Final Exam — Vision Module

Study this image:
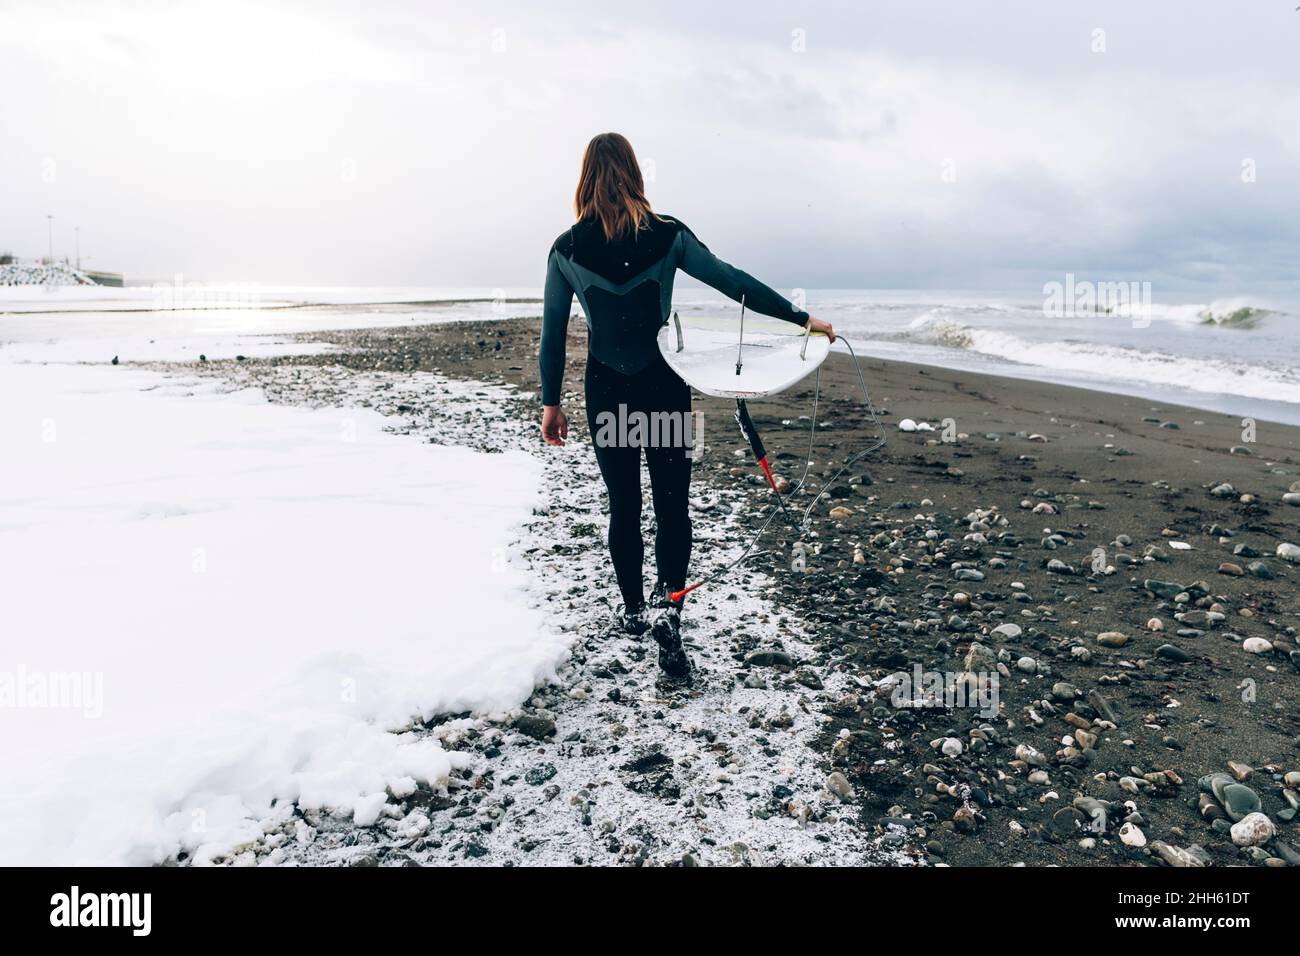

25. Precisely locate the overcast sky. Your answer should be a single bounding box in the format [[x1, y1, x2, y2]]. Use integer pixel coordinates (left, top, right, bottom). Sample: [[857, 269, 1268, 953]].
[[2, 0, 1297, 292]]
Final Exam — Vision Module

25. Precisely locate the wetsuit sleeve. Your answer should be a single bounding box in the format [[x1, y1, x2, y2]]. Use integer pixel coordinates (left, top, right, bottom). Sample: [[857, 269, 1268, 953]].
[[677, 227, 809, 326], [539, 249, 575, 406]]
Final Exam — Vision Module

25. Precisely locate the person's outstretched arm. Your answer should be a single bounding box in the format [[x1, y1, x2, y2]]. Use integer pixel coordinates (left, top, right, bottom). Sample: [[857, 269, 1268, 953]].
[[677, 225, 813, 326], [539, 249, 573, 445]]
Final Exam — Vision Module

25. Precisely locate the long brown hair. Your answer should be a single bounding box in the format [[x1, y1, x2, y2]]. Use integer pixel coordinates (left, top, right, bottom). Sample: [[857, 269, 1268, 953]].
[[574, 133, 655, 241]]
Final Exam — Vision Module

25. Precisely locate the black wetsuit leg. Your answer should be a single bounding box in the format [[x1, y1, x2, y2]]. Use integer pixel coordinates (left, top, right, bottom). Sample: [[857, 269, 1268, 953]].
[[585, 355, 693, 610], [643, 399, 693, 596]]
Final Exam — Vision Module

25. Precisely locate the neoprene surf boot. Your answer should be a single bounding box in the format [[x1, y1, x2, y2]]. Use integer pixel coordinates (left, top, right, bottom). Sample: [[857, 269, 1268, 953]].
[[649, 586, 692, 685], [617, 602, 650, 636]]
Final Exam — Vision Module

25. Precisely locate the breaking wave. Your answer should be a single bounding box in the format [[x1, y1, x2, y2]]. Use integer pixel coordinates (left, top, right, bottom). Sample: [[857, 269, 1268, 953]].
[[901, 317, 1300, 405]]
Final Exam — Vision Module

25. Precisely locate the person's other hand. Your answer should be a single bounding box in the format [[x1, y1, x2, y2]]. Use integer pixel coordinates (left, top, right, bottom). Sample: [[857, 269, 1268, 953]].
[[541, 405, 569, 446], [807, 315, 836, 343]]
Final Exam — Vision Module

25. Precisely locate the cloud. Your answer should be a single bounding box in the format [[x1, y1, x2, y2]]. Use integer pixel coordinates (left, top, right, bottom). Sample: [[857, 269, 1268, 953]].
[[1, 0, 1296, 291]]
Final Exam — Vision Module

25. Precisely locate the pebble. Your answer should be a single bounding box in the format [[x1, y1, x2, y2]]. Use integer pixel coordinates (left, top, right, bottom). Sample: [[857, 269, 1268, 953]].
[[1151, 841, 1208, 867], [1050, 806, 1085, 836], [1119, 822, 1147, 847], [1199, 793, 1225, 821], [1073, 796, 1107, 833], [1277, 542, 1300, 563], [825, 771, 855, 800], [746, 649, 795, 667], [1155, 644, 1191, 663], [1242, 637, 1272, 655], [991, 623, 1022, 639], [1097, 631, 1130, 647], [1144, 580, 1183, 599], [1229, 812, 1275, 847], [1272, 842, 1300, 866], [524, 763, 557, 786], [1087, 690, 1119, 724], [795, 667, 823, 689], [964, 642, 998, 671], [1015, 743, 1047, 767], [1247, 561, 1276, 579], [1220, 783, 1262, 821], [1204, 772, 1232, 799], [513, 714, 557, 740], [1051, 682, 1077, 701]]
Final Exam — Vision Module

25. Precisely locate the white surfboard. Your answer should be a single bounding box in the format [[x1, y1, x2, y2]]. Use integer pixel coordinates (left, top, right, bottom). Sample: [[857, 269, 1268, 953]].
[[658, 313, 830, 398]]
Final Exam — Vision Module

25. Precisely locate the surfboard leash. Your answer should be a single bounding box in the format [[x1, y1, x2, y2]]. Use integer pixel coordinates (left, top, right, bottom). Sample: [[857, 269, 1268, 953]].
[[735, 295, 747, 375], [669, 336, 887, 603], [796, 335, 888, 528]]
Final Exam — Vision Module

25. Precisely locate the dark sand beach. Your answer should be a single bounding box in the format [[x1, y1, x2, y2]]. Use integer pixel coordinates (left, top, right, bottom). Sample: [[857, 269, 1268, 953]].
[[184, 315, 1300, 867]]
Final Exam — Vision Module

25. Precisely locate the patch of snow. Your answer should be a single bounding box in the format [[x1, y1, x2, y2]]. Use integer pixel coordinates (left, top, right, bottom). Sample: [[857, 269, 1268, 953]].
[[0, 360, 561, 865]]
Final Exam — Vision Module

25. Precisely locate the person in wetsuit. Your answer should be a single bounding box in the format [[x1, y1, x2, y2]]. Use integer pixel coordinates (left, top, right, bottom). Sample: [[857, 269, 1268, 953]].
[[539, 132, 835, 684]]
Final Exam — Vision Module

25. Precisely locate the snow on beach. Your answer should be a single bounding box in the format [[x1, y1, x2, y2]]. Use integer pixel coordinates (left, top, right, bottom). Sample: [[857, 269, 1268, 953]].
[[1, 308, 905, 867], [0, 348, 564, 865]]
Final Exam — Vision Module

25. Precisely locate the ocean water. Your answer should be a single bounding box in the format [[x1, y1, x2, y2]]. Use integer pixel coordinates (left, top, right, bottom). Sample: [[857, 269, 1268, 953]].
[[4, 284, 1298, 425], [676, 288, 1300, 427]]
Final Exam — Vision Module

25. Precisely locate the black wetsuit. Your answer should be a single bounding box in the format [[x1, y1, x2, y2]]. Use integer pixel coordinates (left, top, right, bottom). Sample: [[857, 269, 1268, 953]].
[[540, 214, 808, 610]]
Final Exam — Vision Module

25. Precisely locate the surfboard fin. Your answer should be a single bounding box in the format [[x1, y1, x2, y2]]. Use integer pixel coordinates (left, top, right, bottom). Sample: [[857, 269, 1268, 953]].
[[735, 399, 796, 522]]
